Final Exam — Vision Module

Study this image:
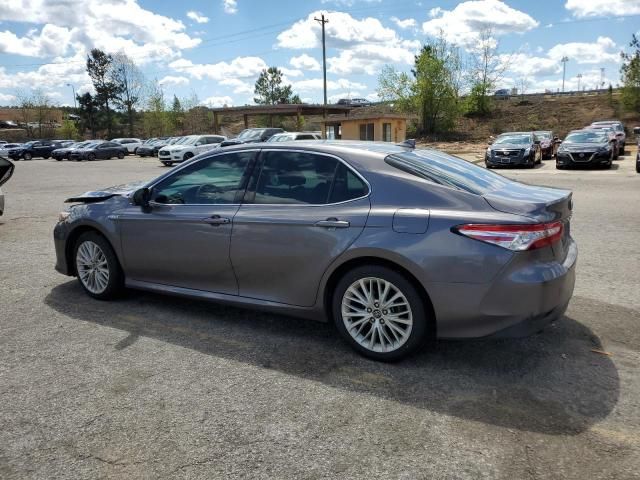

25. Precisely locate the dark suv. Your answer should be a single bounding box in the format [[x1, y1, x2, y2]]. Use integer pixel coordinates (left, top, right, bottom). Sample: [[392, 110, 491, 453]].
[[8, 140, 65, 160], [220, 128, 284, 147]]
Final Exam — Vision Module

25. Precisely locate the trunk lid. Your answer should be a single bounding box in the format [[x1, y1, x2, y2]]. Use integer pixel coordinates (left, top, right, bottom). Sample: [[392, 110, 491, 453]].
[[483, 182, 573, 260]]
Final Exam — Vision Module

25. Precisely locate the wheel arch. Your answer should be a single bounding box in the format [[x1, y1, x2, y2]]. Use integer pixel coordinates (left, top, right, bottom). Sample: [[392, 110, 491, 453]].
[[322, 255, 437, 338], [65, 224, 122, 276]]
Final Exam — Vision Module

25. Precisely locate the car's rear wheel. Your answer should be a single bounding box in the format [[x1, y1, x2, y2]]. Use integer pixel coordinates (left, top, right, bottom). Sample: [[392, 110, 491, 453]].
[[117, 151, 124, 159], [333, 266, 428, 361], [23, 152, 32, 161], [87, 153, 96, 161], [74, 232, 123, 300]]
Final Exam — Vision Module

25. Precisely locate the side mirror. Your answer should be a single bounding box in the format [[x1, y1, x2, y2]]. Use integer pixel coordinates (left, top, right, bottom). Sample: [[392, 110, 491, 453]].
[[132, 187, 151, 209], [534, 140, 541, 145]]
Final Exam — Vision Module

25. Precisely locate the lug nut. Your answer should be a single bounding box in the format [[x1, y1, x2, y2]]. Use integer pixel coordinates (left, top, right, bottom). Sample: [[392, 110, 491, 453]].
[[366, 308, 372, 313], [382, 309, 388, 315], [374, 302, 379, 307], [369, 318, 375, 323], [380, 319, 385, 324]]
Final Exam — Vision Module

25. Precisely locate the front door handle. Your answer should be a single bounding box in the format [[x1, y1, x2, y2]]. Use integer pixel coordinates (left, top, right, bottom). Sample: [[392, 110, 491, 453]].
[[204, 215, 230, 226], [315, 218, 350, 228]]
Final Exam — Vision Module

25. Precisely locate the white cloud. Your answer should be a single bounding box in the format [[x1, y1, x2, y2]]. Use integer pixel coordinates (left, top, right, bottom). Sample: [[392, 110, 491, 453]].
[[565, 0, 640, 17], [321, 0, 381, 5], [0, 92, 16, 104], [547, 36, 619, 64], [202, 95, 233, 107], [422, 0, 539, 46], [158, 75, 190, 86], [290, 53, 321, 71], [390, 17, 417, 29], [277, 11, 398, 50], [186, 11, 209, 24], [280, 67, 303, 78], [278, 11, 419, 75], [169, 56, 268, 81], [0, 24, 74, 58], [219, 78, 254, 94], [223, 0, 238, 14]]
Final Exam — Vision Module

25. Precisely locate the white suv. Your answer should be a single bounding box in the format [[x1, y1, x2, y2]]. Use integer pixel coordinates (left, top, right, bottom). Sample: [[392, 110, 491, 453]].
[[157, 135, 226, 166], [111, 138, 143, 154]]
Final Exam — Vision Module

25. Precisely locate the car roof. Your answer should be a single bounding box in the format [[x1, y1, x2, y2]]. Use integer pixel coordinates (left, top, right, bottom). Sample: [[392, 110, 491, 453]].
[[498, 132, 533, 135]]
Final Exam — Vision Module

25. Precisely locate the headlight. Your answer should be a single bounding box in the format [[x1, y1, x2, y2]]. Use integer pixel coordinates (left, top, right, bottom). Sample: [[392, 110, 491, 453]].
[[58, 211, 71, 223], [524, 148, 531, 155], [598, 145, 611, 153]]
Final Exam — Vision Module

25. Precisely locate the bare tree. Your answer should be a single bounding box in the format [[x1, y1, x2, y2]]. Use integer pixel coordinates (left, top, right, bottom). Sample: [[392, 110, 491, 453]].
[[466, 28, 510, 114], [110, 52, 145, 136], [518, 76, 530, 98]]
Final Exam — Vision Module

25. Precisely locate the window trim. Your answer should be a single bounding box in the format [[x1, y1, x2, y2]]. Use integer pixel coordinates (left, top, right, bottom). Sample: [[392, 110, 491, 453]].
[[145, 149, 261, 207], [241, 148, 371, 207]]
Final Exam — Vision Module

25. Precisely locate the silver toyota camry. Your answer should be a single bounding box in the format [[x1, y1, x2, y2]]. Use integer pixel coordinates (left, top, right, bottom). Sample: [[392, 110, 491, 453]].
[[54, 141, 577, 360]]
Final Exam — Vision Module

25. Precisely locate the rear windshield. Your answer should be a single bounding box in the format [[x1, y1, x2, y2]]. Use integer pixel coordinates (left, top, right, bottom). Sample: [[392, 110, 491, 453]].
[[386, 149, 510, 195]]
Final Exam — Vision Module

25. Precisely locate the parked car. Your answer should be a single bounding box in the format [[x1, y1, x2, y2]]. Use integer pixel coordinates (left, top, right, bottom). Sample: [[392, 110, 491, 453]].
[[585, 125, 621, 159], [485, 132, 542, 168], [158, 135, 226, 166], [494, 89, 510, 98], [52, 141, 103, 161], [590, 121, 625, 155], [0, 157, 14, 216], [0, 143, 23, 157], [0, 120, 19, 129], [7, 140, 66, 160], [266, 132, 322, 142], [337, 98, 371, 107], [111, 138, 143, 155], [137, 137, 181, 157], [556, 130, 614, 169], [54, 141, 576, 361], [220, 128, 283, 147], [68, 141, 127, 161], [533, 131, 561, 159]]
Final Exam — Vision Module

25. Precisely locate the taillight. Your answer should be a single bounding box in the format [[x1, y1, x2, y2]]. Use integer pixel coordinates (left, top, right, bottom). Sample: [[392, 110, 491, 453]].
[[454, 222, 563, 251]]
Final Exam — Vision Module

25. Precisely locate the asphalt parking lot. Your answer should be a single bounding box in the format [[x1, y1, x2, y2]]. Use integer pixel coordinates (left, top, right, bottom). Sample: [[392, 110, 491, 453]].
[[1, 150, 639, 479]]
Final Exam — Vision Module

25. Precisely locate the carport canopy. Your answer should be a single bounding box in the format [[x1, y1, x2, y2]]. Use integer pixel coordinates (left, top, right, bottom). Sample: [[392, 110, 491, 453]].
[[207, 103, 352, 134]]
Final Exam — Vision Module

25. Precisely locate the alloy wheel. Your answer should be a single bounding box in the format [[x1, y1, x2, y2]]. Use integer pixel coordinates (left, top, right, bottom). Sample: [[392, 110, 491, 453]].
[[76, 241, 110, 294], [341, 277, 413, 353]]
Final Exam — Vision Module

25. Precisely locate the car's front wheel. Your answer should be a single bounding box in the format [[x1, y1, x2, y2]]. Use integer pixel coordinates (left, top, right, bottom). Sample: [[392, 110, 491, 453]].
[[333, 265, 428, 361], [87, 153, 96, 161], [117, 151, 124, 159], [183, 152, 194, 162], [74, 231, 123, 300], [23, 152, 32, 161]]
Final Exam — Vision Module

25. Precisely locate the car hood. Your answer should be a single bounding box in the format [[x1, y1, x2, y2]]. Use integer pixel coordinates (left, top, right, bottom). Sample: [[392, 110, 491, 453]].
[[560, 142, 607, 152], [489, 143, 528, 150], [65, 180, 147, 203]]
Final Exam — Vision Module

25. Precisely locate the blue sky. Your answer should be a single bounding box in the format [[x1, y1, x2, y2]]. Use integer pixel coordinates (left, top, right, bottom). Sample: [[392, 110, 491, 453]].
[[0, 0, 639, 107]]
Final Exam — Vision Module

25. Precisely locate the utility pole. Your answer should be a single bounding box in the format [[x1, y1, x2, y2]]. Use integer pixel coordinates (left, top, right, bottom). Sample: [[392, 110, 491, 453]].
[[577, 73, 582, 92], [561, 56, 569, 92], [600, 67, 605, 90], [66, 83, 77, 110], [314, 13, 328, 138]]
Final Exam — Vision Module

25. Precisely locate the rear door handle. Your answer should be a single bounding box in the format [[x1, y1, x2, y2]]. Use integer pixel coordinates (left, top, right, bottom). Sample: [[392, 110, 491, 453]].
[[204, 215, 230, 226], [315, 218, 350, 228]]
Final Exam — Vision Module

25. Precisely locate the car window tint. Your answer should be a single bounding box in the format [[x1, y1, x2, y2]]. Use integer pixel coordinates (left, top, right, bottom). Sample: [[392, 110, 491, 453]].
[[386, 150, 511, 195], [152, 151, 253, 205], [297, 134, 315, 140], [254, 151, 338, 205], [328, 163, 368, 203]]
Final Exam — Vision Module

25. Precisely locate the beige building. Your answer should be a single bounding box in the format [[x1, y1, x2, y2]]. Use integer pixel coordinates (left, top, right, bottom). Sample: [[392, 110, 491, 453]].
[[323, 114, 410, 142]]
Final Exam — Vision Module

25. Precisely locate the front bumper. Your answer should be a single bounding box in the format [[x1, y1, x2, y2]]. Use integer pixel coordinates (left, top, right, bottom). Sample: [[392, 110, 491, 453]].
[[486, 151, 530, 166], [53, 221, 72, 275], [430, 239, 577, 338], [556, 150, 610, 166]]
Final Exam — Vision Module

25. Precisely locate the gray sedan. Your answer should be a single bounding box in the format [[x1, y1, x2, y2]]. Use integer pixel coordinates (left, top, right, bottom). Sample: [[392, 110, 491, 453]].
[[53, 141, 577, 360]]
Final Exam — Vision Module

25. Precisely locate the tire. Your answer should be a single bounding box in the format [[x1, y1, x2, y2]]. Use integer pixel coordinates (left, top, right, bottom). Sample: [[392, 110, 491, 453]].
[[117, 151, 124, 159], [73, 231, 124, 300], [636, 161, 640, 173], [332, 265, 428, 361], [139, 153, 147, 158], [183, 152, 194, 162], [43, 155, 50, 159], [162, 161, 171, 167], [87, 153, 96, 161], [556, 163, 564, 170], [55, 157, 62, 162], [23, 152, 32, 161], [133, 148, 138, 155]]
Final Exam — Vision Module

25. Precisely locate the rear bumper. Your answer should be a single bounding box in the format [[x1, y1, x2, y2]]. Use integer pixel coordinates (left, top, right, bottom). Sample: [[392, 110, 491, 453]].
[[431, 239, 577, 338]]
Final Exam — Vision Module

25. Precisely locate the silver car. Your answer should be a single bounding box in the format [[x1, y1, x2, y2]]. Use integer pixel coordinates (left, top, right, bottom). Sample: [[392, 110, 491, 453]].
[[0, 157, 15, 216], [53, 142, 577, 360]]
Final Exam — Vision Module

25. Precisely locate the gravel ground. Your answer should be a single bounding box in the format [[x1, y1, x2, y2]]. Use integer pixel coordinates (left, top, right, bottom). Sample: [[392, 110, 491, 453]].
[[0, 151, 639, 479]]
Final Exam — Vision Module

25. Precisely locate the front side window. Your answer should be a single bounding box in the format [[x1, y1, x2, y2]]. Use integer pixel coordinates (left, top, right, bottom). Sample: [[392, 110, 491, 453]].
[[152, 151, 254, 205], [253, 151, 339, 205]]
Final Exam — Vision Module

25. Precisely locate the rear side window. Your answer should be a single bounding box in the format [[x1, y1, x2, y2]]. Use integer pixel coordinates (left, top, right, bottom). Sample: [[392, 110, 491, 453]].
[[329, 163, 368, 203], [386, 150, 510, 195], [253, 151, 338, 205]]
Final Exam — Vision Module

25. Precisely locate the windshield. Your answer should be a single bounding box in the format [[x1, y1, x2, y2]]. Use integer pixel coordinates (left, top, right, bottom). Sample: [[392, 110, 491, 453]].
[[494, 134, 532, 145], [237, 129, 264, 140], [565, 132, 608, 143], [386, 149, 511, 195]]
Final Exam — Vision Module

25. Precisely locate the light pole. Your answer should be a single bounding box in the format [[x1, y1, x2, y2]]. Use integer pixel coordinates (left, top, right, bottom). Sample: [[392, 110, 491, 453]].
[[577, 73, 582, 92], [66, 83, 77, 110], [561, 56, 569, 92]]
